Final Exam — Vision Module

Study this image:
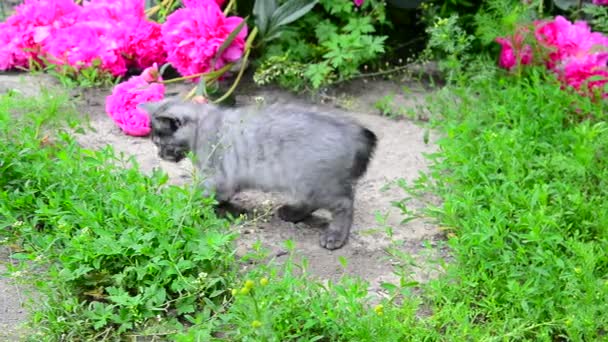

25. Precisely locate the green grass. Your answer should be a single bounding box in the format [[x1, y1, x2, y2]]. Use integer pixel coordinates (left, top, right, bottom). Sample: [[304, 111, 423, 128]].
[[1, 63, 607, 341], [0, 91, 236, 339], [404, 69, 608, 340]]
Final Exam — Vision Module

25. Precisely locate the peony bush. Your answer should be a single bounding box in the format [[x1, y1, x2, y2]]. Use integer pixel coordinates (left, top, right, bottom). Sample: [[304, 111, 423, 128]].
[[162, 0, 247, 79], [0, 0, 246, 78], [0, 0, 249, 136], [496, 15, 608, 99]]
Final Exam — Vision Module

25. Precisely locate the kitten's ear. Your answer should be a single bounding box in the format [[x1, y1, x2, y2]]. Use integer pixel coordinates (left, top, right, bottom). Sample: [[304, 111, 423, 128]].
[[137, 100, 164, 115], [138, 99, 183, 133], [153, 112, 183, 133]]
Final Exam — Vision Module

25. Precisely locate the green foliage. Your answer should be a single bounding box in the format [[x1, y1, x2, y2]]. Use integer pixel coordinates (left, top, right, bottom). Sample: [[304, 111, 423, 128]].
[[175, 249, 423, 341], [401, 68, 608, 340], [253, 0, 388, 91], [583, 4, 608, 34], [473, 0, 535, 47], [28, 56, 119, 89], [420, 0, 542, 84], [253, 0, 319, 44], [252, 53, 309, 91], [420, 14, 476, 83], [418, 0, 485, 36], [0, 92, 236, 339]]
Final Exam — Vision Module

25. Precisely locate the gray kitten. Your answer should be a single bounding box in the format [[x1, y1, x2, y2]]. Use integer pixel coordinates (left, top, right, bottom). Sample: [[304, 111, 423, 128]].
[[138, 98, 377, 250]]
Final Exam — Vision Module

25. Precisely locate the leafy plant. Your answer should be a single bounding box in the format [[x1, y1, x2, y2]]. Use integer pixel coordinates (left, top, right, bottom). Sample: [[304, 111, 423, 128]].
[[253, 0, 319, 44], [0, 91, 237, 339], [174, 246, 423, 341], [253, 0, 389, 91], [582, 3, 608, 33], [420, 14, 476, 82], [398, 67, 608, 340]]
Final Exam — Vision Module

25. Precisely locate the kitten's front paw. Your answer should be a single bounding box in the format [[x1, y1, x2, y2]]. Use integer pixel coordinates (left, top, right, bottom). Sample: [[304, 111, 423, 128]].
[[319, 230, 348, 250]]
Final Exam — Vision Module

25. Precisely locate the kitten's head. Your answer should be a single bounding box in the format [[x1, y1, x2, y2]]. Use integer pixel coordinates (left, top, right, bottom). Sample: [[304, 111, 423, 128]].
[[138, 98, 199, 163]]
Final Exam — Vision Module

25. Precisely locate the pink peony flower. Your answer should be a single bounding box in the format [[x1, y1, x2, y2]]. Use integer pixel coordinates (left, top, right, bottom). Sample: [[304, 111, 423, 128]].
[[353, 0, 364, 6], [592, 0, 608, 5], [43, 22, 128, 76], [532, 15, 608, 99], [183, 0, 226, 7], [0, 0, 79, 70], [495, 33, 533, 70], [76, 0, 153, 72], [79, 0, 145, 22], [162, 1, 248, 79], [0, 23, 29, 71], [106, 64, 165, 136], [125, 20, 167, 70], [559, 53, 608, 98], [534, 16, 608, 69]]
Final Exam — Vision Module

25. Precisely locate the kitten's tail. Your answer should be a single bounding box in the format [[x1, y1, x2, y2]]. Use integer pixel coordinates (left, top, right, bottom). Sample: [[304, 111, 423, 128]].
[[352, 127, 378, 179]]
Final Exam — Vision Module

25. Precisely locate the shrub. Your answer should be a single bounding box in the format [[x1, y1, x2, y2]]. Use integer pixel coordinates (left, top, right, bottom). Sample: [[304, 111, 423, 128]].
[[253, 0, 389, 91]]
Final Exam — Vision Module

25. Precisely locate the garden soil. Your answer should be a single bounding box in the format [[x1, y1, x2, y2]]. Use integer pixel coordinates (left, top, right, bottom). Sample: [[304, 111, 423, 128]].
[[0, 72, 448, 340]]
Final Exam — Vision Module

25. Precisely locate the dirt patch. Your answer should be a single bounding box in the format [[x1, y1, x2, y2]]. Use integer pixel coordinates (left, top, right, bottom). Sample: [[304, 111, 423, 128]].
[[0, 247, 31, 342], [0, 72, 447, 335]]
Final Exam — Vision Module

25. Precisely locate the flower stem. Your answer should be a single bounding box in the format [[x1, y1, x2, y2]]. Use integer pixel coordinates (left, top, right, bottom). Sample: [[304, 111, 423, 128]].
[[212, 26, 259, 104], [146, 0, 173, 17], [250, 291, 262, 319], [223, 0, 236, 15], [160, 64, 232, 85]]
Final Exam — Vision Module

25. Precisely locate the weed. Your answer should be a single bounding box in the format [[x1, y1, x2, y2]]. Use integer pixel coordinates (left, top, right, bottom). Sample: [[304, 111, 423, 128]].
[[253, 0, 388, 91], [397, 67, 608, 340], [175, 246, 423, 341], [0, 92, 236, 339], [373, 93, 397, 117]]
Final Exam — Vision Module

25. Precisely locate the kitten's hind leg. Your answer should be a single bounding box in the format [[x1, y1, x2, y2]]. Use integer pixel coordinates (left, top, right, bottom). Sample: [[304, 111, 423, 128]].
[[277, 203, 317, 223], [319, 196, 354, 250]]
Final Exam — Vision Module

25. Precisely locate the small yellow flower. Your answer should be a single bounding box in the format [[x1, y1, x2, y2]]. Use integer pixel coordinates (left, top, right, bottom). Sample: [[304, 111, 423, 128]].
[[231, 289, 237, 296], [374, 304, 384, 316], [251, 320, 262, 328], [260, 277, 269, 286], [245, 280, 255, 289], [240, 287, 250, 295]]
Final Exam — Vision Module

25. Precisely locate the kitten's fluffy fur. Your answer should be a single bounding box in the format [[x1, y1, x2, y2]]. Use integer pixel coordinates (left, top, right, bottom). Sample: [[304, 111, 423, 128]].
[[139, 98, 377, 250]]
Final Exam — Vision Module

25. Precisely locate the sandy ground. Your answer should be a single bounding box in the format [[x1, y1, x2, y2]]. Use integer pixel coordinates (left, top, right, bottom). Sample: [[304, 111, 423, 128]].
[[0, 72, 447, 340]]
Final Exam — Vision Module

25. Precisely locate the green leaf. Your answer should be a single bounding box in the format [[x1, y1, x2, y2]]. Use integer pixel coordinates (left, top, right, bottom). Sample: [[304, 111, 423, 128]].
[[304, 62, 332, 89], [338, 256, 348, 268], [176, 299, 196, 315], [253, 0, 277, 36], [269, 0, 318, 31], [196, 77, 207, 97], [159, 62, 172, 77], [553, 0, 579, 10], [380, 282, 398, 292], [315, 19, 337, 42], [212, 18, 248, 70], [144, 0, 155, 10], [9, 252, 31, 260], [208, 289, 224, 298]]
